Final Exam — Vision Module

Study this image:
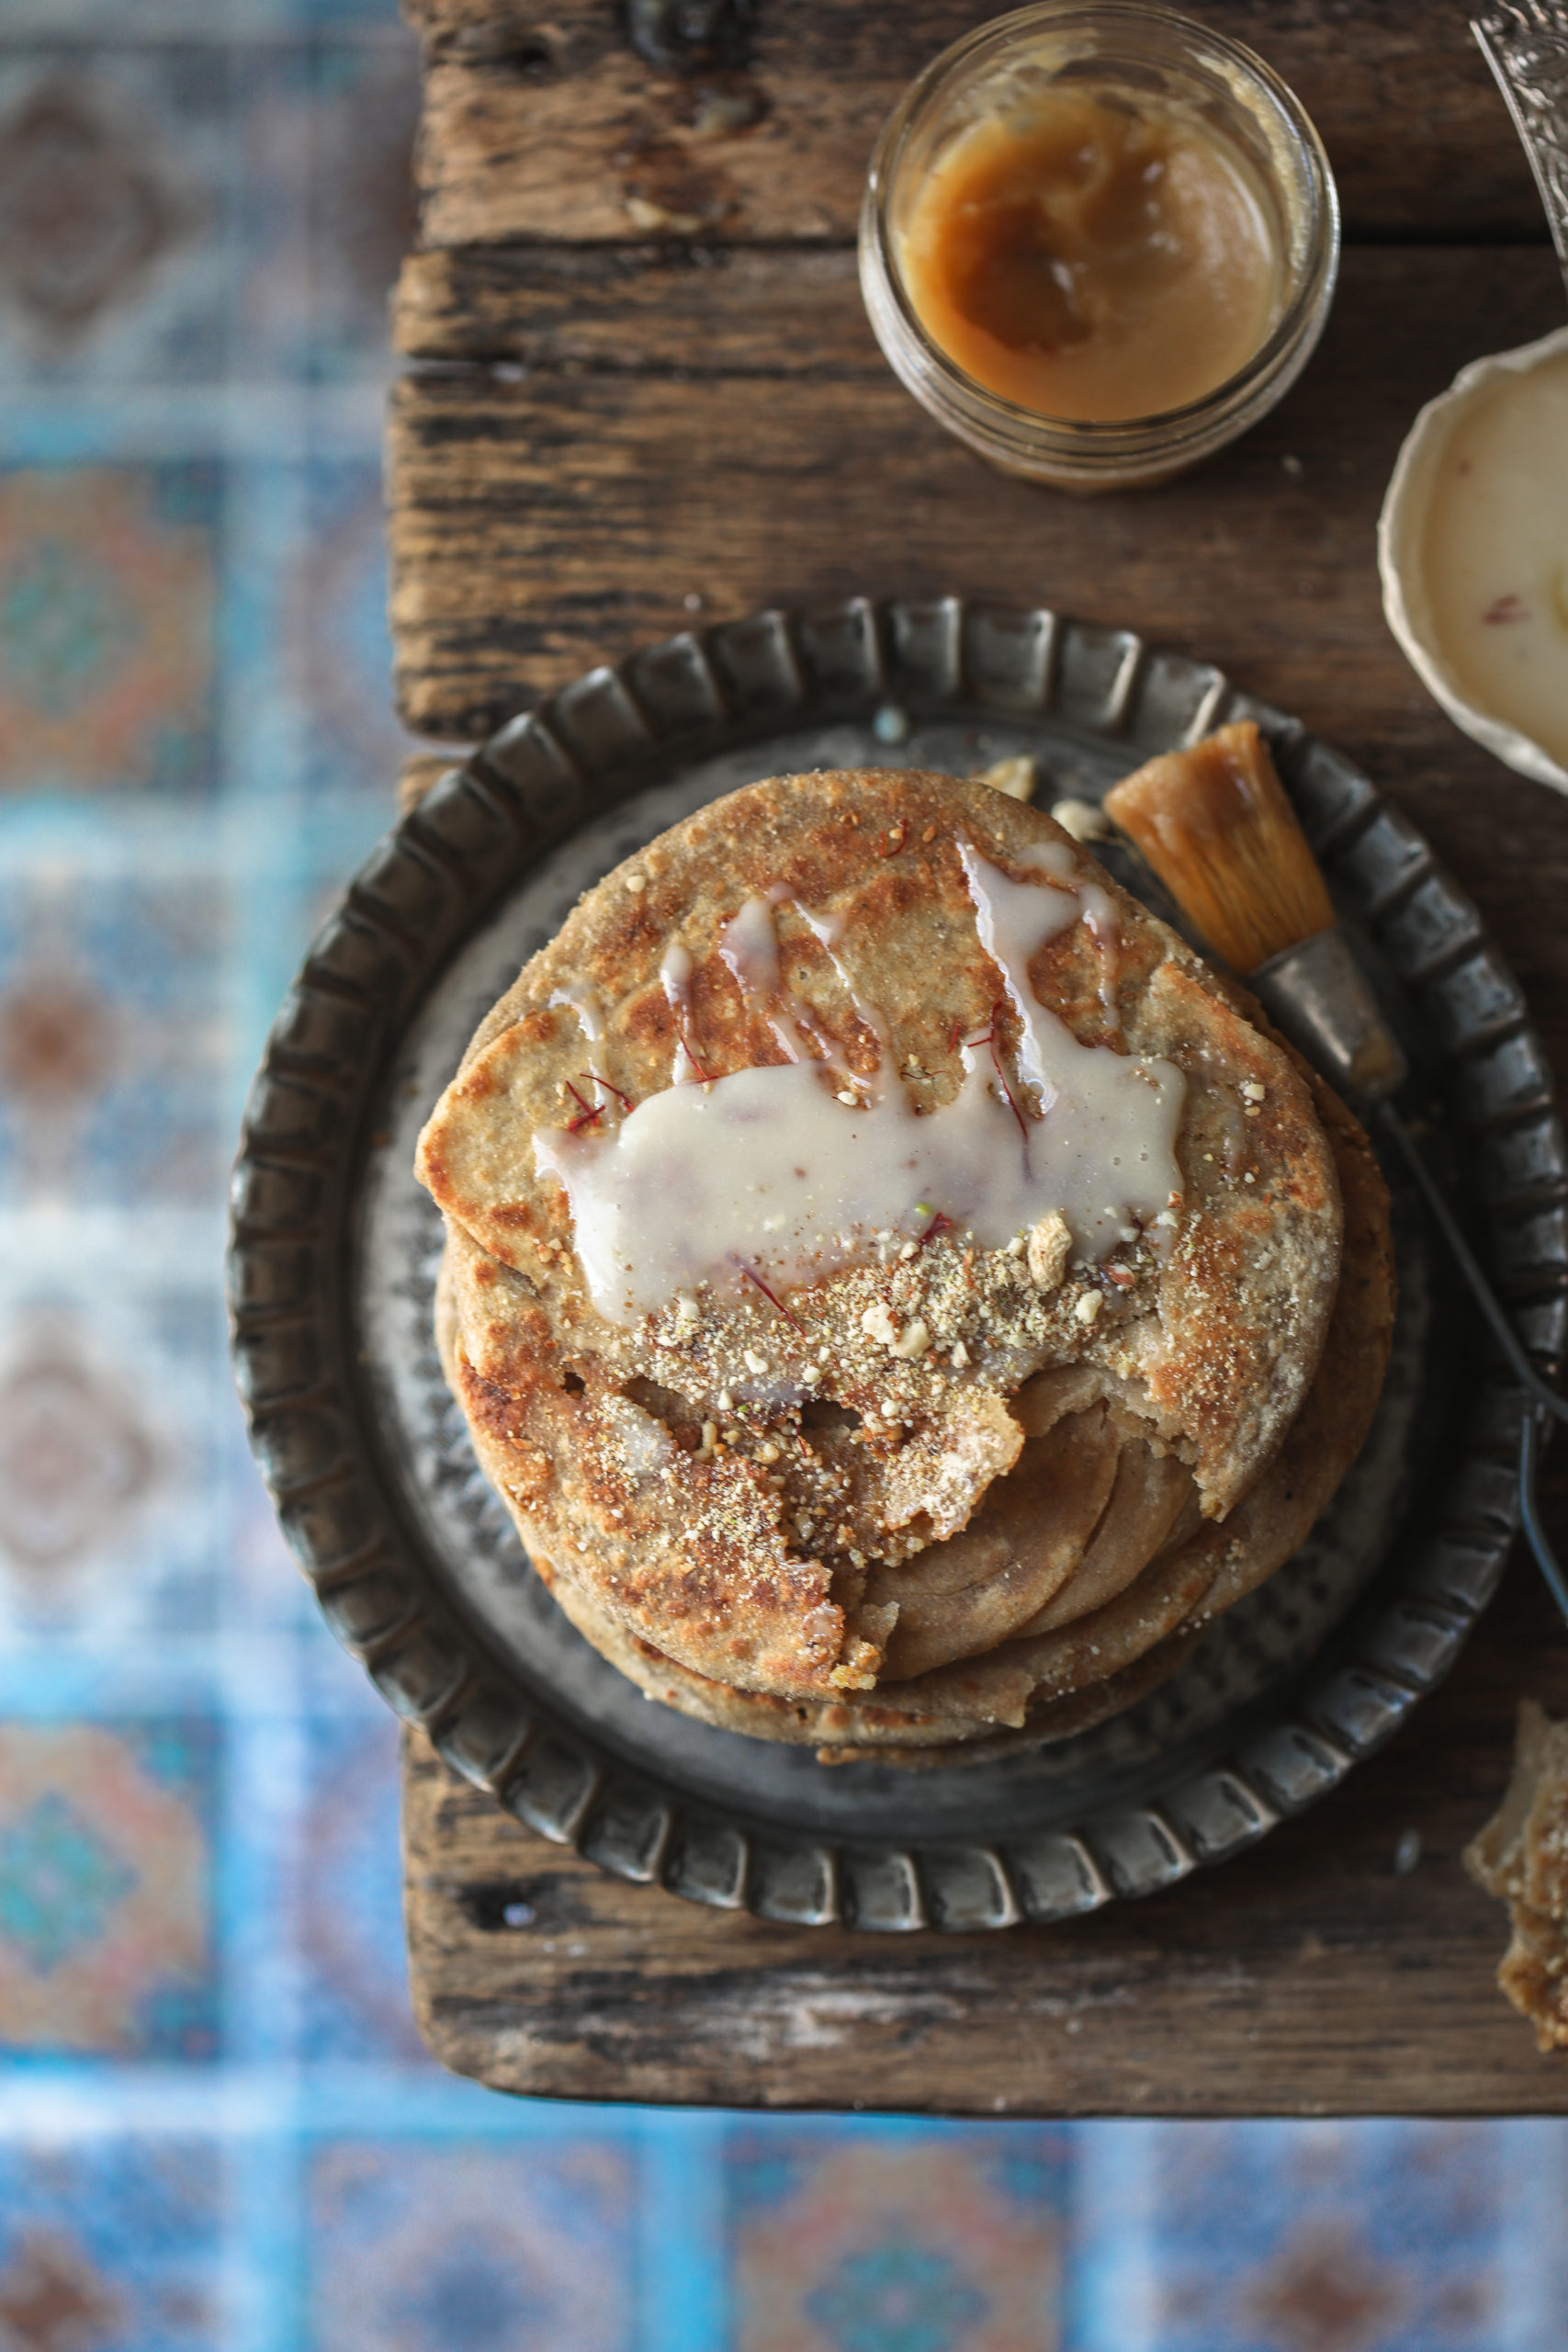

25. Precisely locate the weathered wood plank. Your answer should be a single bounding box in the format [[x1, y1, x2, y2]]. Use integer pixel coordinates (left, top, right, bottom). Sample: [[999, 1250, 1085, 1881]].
[[394, 242, 869, 368], [403, 0, 1542, 248], [392, 1, 1568, 2113], [402, 1545, 1568, 2111], [387, 246, 1562, 748]]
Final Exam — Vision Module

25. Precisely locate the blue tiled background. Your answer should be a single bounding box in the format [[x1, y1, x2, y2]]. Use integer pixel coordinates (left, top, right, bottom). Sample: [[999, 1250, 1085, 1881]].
[[1, 3, 1566, 2345]]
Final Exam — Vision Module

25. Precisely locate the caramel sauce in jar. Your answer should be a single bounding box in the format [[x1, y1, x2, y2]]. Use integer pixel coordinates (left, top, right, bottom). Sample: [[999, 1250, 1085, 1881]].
[[898, 89, 1284, 422]]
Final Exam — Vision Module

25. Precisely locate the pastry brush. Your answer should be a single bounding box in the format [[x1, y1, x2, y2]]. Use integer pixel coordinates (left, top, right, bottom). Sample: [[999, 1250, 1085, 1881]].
[[1104, 723, 1568, 1630]]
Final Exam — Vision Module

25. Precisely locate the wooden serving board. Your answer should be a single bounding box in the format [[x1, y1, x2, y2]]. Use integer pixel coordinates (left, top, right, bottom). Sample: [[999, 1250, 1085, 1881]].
[[389, 0, 1568, 2109], [402, 1543, 1568, 2114], [401, 0, 1540, 250]]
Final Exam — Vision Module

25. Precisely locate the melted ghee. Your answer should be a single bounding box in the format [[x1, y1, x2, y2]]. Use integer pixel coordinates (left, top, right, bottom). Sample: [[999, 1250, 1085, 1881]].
[[897, 87, 1283, 422]]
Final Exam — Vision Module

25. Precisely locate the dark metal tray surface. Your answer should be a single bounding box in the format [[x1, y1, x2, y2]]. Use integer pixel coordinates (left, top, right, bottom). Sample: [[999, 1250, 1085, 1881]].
[[229, 598, 1567, 1930]]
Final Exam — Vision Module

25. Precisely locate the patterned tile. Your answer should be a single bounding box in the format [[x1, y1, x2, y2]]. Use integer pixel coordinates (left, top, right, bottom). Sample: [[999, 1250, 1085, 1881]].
[[304, 34, 419, 381], [0, 465, 220, 797], [288, 453, 410, 796], [1143, 2120, 1506, 2352], [0, 1309, 163, 1627], [2, 1, 247, 29], [231, 43, 313, 385], [222, 1394, 321, 1641], [292, 1712, 431, 2064], [6, 11, 1562, 2346], [0, 47, 235, 385], [0, 865, 227, 1207], [294, 0, 414, 25], [235, 33, 416, 384], [0, 2137, 225, 2350], [0, 1720, 220, 2060], [727, 2126, 1067, 2352], [305, 2138, 638, 2351], [0, 1258, 224, 1646], [0, 2, 406, 25]]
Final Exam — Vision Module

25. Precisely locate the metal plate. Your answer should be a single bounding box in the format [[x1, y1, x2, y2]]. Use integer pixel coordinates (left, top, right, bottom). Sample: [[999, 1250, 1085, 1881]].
[[229, 597, 1568, 1931]]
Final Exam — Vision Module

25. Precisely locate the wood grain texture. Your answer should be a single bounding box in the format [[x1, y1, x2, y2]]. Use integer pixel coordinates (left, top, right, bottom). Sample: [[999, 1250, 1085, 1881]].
[[392, 0, 1568, 2109], [402, 1549, 1568, 2111], [402, 0, 1543, 248], [388, 245, 1562, 747], [394, 241, 868, 367]]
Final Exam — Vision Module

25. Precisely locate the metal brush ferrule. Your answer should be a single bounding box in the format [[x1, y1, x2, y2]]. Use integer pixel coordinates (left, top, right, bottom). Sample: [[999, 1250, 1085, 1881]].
[[1250, 926, 1408, 1103]]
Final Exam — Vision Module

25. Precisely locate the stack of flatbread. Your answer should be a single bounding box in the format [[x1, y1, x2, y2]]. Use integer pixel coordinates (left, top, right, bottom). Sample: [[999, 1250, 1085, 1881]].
[[416, 768, 1394, 1765]]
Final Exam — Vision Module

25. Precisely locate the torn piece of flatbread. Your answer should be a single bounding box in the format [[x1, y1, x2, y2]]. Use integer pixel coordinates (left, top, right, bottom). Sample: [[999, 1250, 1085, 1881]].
[[1464, 1700, 1568, 2053]]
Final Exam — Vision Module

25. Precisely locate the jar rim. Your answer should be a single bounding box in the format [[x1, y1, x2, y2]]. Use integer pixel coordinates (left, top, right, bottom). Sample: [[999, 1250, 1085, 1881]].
[[864, 0, 1340, 447]]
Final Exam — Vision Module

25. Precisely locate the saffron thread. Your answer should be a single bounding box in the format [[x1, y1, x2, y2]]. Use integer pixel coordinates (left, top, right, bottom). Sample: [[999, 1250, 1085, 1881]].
[[960, 1004, 1030, 1140], [989, 1035, 1029, 1140], [677, 1018, 713, 1082], [735, 1261, 807, 1333]]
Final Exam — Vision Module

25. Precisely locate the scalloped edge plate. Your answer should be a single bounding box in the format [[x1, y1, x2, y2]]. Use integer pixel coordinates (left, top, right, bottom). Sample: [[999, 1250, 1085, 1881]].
[[228, 598, 1566, 1931]]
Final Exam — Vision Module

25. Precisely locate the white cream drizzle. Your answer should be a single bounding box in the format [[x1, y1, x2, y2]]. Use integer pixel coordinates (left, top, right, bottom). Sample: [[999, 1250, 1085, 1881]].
[[658, 937, 692, 1009], [659, 938, 706, 1085], [548, 984, 604, 1043], [720, 893, 804, 1067], [718, 891, 784, 999], [1014, 841, 1116, 1024], [722, 893, 855, 1076], [795, 901, 896, 1077], [536, 845, 1187, 1323]]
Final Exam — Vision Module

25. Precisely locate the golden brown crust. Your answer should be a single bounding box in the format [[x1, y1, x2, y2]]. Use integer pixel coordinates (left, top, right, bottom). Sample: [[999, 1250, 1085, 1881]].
[[420, 767, 1373, 1756], [814, 1630, 1207, 1768], [1497, 1906, 1568, 2052], [420, 769, 1341, 1524], [420, 769, 1348, 1717], [1465, 1700, 1568, 1917], [1138, 1055, 1396, 1635], [1466, 1701, 1568, 2051], [445, 1044, 1391, 1763]]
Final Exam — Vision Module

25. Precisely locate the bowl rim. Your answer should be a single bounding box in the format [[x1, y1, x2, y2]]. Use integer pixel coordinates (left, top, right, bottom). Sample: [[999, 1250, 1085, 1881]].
[[1377, 321, 1568, 797]]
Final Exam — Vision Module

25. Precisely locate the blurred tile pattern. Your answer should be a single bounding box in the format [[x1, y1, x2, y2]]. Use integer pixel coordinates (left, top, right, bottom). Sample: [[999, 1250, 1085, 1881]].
[[235, 33, 419, 383], [307, 2139, 638, 2351], [0, 862, 227, 1202], [290, 455, 411, 797], [1145, 2120, 1504, 2352], [0, 2138, 225, 2348], [0, 46, 232, 384], [0, 2, 1566, 2348], [0, 1282, 224, 1647], [728, 2131, 1066, 2352], [0, 1720, 218, 2057], [292, 1712, 428, 2063], [0, 465, 220, 796]]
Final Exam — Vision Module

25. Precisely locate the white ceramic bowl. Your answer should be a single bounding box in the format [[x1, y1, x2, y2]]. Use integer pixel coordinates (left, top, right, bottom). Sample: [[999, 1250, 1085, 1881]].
[[1378, 322, 1568, 797]]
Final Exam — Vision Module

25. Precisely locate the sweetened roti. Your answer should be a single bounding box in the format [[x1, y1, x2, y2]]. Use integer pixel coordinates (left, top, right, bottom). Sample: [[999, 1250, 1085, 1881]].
[[462, 1051, 1392, 1762], [813, 1061, 1396, 1758], [419, 769, 1348, 1735]]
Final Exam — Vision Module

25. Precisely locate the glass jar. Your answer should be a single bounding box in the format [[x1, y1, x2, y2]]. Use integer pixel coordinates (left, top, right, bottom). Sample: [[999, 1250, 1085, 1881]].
[[859, 1, 1339, 492]]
